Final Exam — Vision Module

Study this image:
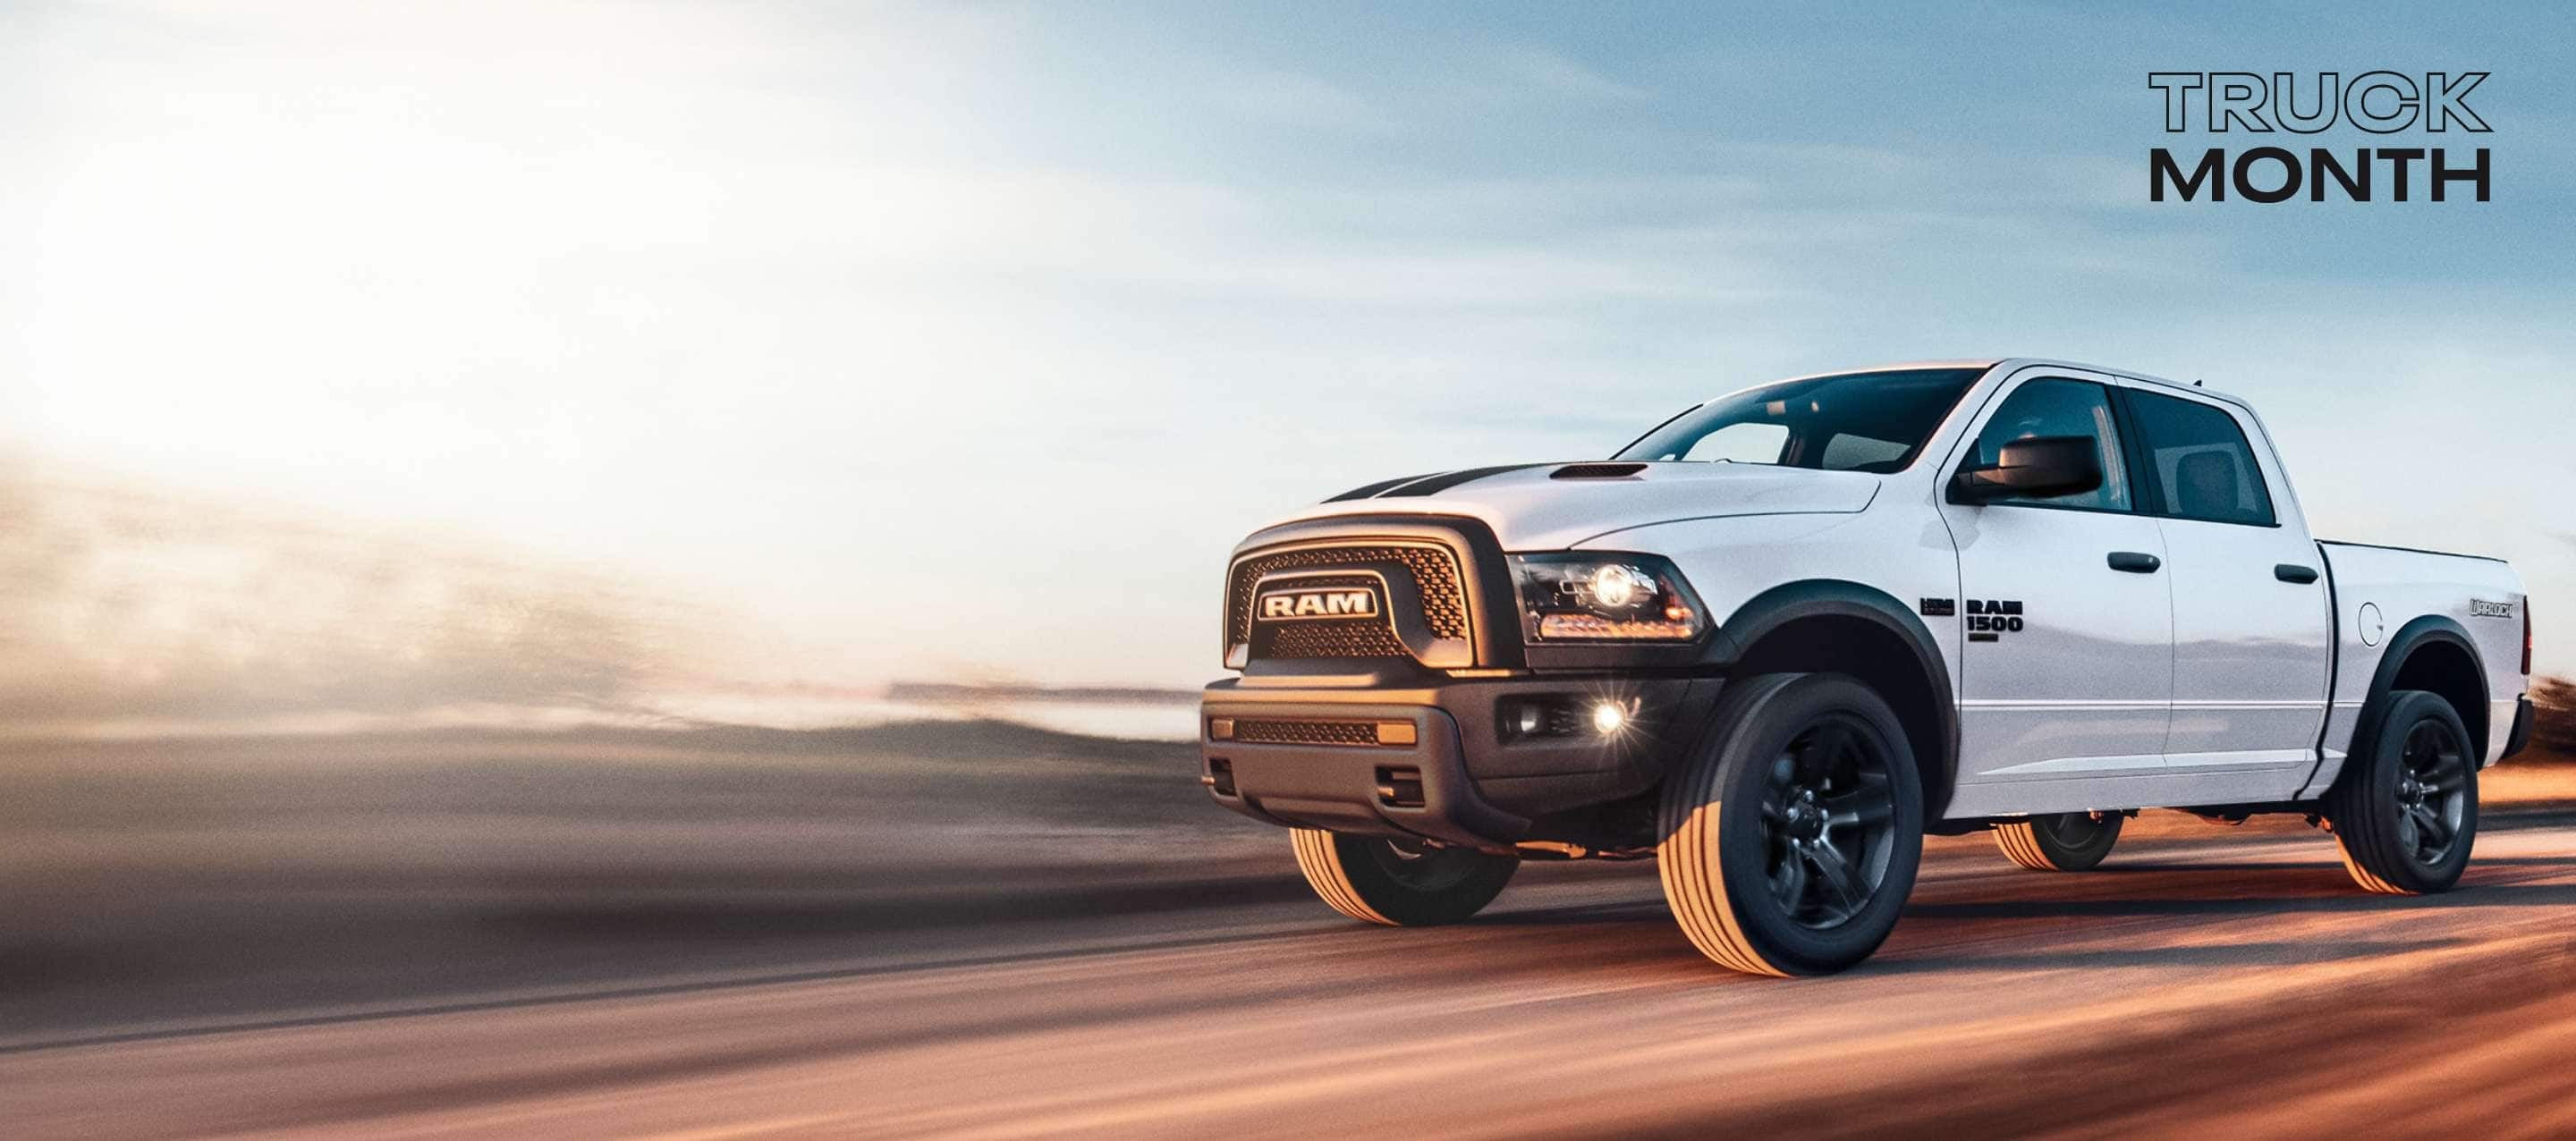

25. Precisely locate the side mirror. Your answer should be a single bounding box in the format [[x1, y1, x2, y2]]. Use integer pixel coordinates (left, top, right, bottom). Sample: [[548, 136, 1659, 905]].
[[1949, 435, 2104, 503]]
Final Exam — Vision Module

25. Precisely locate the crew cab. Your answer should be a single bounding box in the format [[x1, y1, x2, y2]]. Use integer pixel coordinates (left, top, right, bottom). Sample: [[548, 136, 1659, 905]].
[[1200, 359, 2535, 975]]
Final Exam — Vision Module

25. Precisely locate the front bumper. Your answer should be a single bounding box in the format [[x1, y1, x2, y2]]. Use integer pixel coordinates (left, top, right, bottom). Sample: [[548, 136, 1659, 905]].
[[1199, 676, 1721, 849]]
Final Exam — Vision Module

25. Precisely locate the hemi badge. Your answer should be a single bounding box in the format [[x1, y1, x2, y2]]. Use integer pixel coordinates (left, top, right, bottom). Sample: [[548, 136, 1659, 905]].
[[1920, 597, 1956, 617]]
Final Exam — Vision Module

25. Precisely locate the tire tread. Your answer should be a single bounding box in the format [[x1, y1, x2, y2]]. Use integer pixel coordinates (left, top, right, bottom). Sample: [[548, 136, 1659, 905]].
[[1657, 674, 1792, 976], [1992, 822, 2053, 870], [1291, 827, 1393, 924], [1992, 813, 2121, 872], [1289, 827, 1516, 926], [1656, 672, 1922, 976]]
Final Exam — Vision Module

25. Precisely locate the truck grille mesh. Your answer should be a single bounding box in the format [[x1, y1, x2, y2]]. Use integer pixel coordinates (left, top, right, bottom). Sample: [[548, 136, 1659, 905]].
[[1225, 543, 1470, 652], [1232, 719, 1384, 748], [1267, 620, 1411, 659]]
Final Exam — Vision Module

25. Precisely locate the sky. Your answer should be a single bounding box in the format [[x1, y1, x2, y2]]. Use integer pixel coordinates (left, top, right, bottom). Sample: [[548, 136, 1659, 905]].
[[3, 1, 2572, 727]]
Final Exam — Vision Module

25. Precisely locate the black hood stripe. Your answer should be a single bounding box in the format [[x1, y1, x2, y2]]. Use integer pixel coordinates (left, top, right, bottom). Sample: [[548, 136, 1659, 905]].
[[1321, 473, 1438, 503], [1377, 463, 1547, 497]]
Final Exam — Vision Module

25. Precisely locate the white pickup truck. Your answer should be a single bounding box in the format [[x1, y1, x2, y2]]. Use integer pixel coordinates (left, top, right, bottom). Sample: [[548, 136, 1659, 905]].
[[1200, 359, 2535, 976]]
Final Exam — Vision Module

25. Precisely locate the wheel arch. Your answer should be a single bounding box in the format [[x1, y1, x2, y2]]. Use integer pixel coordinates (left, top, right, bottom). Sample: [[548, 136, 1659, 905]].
[[1711, 579, 1960, 816], [2349, 615, 2491, 770]]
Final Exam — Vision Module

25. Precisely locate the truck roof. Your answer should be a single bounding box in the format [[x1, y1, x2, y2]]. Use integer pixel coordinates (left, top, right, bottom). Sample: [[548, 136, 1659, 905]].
[[1752, 358, 2252, 410]]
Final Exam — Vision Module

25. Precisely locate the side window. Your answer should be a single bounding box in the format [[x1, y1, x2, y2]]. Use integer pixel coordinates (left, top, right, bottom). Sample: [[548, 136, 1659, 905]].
[[1965, 378, 2131, 511], [2127, 391, 2277, 526]]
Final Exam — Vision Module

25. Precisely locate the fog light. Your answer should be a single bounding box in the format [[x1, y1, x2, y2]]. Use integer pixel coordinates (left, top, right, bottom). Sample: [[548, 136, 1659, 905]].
[[1591, 701, 1627, 735]]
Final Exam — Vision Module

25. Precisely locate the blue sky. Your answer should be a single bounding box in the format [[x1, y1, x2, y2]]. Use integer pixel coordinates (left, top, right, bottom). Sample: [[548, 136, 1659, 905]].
[[3, 1, 2570, 712]]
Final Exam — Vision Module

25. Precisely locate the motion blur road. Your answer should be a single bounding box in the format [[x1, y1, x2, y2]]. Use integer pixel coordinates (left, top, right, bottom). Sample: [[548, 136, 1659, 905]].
[[12, 795, 2576, 1139]]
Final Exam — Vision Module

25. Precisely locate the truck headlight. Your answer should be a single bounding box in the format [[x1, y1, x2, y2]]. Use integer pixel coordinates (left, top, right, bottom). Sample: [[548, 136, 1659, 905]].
[[1510, 554, 1707, 642]]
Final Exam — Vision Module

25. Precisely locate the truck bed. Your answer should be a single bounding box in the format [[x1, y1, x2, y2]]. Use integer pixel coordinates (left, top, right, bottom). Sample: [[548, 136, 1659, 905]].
[[2307, 539, 2528, 798]]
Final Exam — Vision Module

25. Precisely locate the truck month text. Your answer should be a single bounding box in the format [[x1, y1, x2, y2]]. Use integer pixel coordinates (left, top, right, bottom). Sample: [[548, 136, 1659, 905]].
[[2148, 72, 2491, 203]]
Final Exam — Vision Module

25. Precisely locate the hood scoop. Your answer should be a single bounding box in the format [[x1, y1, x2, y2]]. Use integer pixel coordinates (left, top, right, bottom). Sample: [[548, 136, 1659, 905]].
[[1549, 462, 1648, 480]]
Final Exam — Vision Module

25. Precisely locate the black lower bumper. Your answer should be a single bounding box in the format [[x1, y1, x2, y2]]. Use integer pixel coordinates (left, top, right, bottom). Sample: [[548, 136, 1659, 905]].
[[1199, 676, 1720, 849]]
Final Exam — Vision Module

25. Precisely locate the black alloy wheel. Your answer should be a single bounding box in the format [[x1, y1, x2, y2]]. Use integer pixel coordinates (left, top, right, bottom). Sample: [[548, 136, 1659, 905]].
[[1291, 828, 1519, 925], [1994, 810, 2124, 871], [1657, 672, 1925, 976], [2390, 718, 2470, 866], [2326, 689, 2479, 895], [1758, 714, 1900, 929], [1366, 837, 1499, 894]]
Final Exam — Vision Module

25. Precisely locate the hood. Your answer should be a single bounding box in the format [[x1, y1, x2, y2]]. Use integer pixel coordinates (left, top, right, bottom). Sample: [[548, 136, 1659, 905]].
[[1271, 461, 1882, 550]]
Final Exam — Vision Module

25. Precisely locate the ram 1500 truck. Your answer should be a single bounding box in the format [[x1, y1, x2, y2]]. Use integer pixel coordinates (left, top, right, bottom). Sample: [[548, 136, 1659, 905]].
[[1200, 359, 2535, 976]]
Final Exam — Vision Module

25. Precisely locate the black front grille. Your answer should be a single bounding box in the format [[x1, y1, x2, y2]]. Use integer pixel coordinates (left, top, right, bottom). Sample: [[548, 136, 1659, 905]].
[[1267, 619, 1411, 659], [1233, 719, 1384, 748], [1225, 542, 1470, 662], [1243, 571, 1405, 660]]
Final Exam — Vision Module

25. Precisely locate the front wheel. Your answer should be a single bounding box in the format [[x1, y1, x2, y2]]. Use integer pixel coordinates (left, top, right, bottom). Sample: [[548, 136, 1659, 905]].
[[2325, 689, 2478, 894], [1657, 672, 1924, 976], [1289, 829, 1518, 925], [1993, 811, 2123, 871]]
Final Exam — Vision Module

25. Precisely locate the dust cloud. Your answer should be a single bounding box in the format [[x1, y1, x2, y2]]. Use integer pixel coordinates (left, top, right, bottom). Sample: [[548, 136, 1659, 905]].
[[0, 452, 677, 735]]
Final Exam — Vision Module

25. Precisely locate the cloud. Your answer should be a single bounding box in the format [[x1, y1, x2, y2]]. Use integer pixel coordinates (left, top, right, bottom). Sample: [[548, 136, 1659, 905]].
[[1474, 45, 1653, 103]]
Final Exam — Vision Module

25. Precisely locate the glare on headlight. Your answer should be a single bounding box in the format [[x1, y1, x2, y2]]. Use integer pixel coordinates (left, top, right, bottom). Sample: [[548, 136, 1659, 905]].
[[1589, 564, 1648, 609]]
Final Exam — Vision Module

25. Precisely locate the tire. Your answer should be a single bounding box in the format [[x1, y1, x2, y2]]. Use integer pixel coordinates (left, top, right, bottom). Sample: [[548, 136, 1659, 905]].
[[1289, 829, 1518, 925], [2325, 689, 2479, 894], [1993, 811, 2123, 871], [1657, 672, 1924, 976]]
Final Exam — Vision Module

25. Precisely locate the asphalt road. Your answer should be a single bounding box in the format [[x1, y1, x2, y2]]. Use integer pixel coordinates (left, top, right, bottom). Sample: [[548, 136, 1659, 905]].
[[12, 805, 2576, 1140]]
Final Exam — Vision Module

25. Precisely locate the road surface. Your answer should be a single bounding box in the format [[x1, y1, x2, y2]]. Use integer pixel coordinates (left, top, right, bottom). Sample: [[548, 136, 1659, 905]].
[[10, 805, 2576, 1139]]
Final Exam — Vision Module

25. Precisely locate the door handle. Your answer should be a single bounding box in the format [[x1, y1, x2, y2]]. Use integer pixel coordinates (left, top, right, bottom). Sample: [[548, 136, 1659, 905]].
[[2107, 551, 2161, 573], [2275, 563, 2319, 584]]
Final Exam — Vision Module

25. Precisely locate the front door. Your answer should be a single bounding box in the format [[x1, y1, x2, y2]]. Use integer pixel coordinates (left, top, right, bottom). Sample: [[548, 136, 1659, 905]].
[[1936, 371, 2174, 816]]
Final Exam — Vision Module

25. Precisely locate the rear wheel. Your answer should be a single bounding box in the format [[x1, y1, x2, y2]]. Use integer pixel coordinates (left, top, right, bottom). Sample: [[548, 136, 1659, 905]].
[[2325, 689, 2478, 894], [1657, 672, 1923, 976], [1289, 829, 1517, 925], [1993, 811, 2123, 871]]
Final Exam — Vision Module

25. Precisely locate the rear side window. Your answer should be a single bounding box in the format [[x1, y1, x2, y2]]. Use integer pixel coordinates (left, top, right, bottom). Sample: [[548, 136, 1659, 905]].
[[2127, 391, 2276, 526]]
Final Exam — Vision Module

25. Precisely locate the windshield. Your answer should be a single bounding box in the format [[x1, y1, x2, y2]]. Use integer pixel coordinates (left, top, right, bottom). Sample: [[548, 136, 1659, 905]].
[[1613, 368, 1986, 473]]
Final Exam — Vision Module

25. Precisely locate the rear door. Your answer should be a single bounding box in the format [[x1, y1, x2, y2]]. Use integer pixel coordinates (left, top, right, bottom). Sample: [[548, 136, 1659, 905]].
[[1935, 369, 2174, 811], [2120, 385, 2330, 793]]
